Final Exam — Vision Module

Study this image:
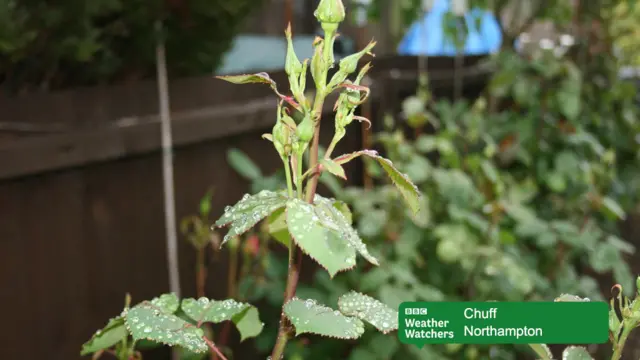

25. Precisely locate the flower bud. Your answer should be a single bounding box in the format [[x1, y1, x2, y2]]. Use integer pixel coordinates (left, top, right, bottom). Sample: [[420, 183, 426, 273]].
[[345, 87, 361, 106], [338, 40, 376, 75], [314, 0, 346, 25], [296, 115, 314, 144], [272, 105, 293, 157], [298, 59, 309, 95], [284, 24, 303, 77], [311, 39, 326, 89]]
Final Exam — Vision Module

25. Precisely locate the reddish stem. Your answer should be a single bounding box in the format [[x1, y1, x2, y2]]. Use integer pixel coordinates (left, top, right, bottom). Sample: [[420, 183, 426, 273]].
[[202, 336, 229, 360]]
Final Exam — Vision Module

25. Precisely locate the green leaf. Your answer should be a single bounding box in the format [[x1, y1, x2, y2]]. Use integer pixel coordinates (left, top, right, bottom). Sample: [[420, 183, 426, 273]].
[[601, 196, 626, 220], [614, 262, 635, 293], [283, 298, 365, 339], [405, 154, 431, 184], [481, 160, 499, 183], [562, 346, 594, 360], [266, 208, 291, 247], [434, 224, 475, 264], [407, 195, 430, 228], [182, 297, 251, 323], [332, 200, 353, 225], [199, 190, 213, 217], [527, 344, 552, 360], [321, 159, 347, 180], [233, 306, 264, 341], [590, 242, 619, 272], [433, 169, 482, 208], [554, 294, 590, 302], [81, 316, 127, 355], [338, 291, 398, 334], [285, 198, 356, 277], [357, 208, 387, 238], [314, 195, 379, 265], [181, 297, 263, 341], [319, 171, 345, 196], [607, 235, 635, 255], [227, 148, 262, 180], [214, 190, 288, 245], [216, 72, 276, 86], [150, 293, 180, 314], [334, 150, 421, 214], [216, 72, 300, 110], [177, 348, 209, 360], [556, 85, 581, 121], [124, 304, 207, 354], [546, 172, 567, 192]]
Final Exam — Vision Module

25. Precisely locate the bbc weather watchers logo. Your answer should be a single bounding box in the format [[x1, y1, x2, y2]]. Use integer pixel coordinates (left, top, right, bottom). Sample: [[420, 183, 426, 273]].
[[405, 307, 428, 316]]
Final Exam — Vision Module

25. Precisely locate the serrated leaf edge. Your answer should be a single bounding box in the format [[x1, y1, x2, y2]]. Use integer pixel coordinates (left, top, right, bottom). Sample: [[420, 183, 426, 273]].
[[283, 297, 365, 340], [337, 291, 398, 334], [81, 315, 126, 355]]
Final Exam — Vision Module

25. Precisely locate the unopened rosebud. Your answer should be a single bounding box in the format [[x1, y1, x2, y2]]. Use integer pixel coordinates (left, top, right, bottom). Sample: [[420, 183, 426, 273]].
[[285, 24, 303, 77], [314, 0, 346, 25], [299, 59, 309, 92], [296, 115, 314, 144], [272, 106, 294, 157], [311, 39, 325, 88], [338, 40, 376, 75], [345, 86, 361, 105]]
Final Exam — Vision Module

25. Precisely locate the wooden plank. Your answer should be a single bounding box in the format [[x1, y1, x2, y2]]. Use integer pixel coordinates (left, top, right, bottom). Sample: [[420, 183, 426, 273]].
[[0, 92, 347, 180], [0, 97, 273, 180]]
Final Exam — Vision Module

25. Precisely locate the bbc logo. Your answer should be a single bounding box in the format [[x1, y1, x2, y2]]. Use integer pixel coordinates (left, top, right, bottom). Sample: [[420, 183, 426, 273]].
[[405, 307, 428, 315]]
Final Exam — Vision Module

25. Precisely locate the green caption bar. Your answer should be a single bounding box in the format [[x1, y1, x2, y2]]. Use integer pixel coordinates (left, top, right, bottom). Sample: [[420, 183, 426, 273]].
[[399, 302, 609, 345]]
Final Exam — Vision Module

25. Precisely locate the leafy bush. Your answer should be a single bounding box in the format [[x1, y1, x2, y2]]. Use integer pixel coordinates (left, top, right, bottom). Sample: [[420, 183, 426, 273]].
[[0, 0, 260, 92]]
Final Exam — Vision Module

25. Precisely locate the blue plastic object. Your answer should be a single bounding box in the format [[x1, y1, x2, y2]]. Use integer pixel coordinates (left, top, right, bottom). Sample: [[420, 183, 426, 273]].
[[217, 35, 354, 75], [397, 0, 502, 56]]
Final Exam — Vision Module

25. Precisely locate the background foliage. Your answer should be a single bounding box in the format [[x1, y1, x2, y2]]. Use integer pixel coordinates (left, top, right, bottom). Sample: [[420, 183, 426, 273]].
[[223, 0, 640, 359], [0, 0, 260, 93]]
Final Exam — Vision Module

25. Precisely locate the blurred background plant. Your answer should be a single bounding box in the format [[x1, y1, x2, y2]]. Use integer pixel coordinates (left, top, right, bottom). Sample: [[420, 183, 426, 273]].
[[0, 0, 261, 93]]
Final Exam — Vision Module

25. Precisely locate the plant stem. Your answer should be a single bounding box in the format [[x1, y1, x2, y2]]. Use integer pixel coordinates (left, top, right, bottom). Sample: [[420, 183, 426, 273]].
[[203, 336, 229, 360], [269, 240, 301, 359], [283, 157, 294, 198], [272, 93, 325, 359], [324, 134, 340, 160], [304, 91, 326, 202], [213, 240, 239, 360], [296, 153, 304, 198], [612, 323, 633, 360], [272, 24, 333, 358]]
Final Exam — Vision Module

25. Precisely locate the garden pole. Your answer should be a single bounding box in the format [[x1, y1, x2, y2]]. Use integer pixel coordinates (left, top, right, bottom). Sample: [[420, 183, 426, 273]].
[[155, 19, 182, 300]]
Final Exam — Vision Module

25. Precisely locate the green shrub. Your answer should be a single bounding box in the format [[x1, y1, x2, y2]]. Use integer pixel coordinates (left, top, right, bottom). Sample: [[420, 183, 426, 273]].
[[0, 0, 260, 92]]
